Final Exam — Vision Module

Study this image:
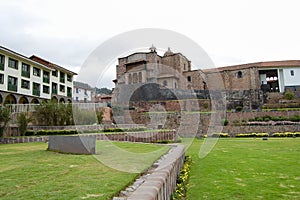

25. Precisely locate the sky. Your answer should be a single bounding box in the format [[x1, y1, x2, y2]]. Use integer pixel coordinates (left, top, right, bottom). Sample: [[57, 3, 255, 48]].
[[1, 0, 300, 88]]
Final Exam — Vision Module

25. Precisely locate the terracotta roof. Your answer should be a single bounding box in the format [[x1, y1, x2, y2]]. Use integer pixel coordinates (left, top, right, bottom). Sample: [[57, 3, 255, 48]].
[[0, 45, 53, 71], [30, 55, 77, 75], [203, 60, 300, 74]]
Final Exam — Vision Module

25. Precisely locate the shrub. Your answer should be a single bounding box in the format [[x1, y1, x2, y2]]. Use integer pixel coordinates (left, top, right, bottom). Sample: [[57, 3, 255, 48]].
[[35, 130, 78, 136], [103, 127, 147, 132], [235, 106, 243, 112], [171, 156, 192, 200], [211, 133, 229, 138], [236, 133, 269, 138], [0, 106, 11, 137], [17, 113, 31, 136], [25, 130, 35, 136], [284, 92, 295, 100], [221, 119, 229, 126], [272, 132, 300, 137]]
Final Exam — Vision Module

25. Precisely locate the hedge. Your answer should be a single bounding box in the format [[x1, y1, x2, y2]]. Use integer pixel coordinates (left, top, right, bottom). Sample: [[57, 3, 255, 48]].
[[25, 130, 78, 136], [272, 132, 300, 137], [235, 133, 269, 138], [248, 115, 300, 122], [103, 127, 147, 132]]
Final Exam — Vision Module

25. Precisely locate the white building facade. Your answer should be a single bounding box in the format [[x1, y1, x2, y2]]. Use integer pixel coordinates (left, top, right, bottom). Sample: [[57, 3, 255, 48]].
[[73, 81, 94, 103], [0, 46, 77, 104]]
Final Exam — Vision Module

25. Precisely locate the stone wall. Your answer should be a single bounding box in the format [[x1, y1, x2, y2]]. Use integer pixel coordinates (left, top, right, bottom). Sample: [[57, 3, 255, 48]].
[[0, 130, 178, 144], [123, 145, 185, 200], [48, 135, 96, 154], [221, 125, 300, 135]]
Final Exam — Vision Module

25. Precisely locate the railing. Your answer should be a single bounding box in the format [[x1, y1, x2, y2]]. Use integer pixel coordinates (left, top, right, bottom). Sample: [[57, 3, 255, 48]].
[[32, 89, 40, 96], [0, 63, 4, 70], [8, 84, 17, 92], [21, 71, 30, 78]]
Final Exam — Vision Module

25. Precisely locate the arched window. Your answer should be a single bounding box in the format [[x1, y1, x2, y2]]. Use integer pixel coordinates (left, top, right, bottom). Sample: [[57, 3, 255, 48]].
[[128, 74, 132, 84], [237, 71, 243, 78], [163, 80, 168, 86], [187, 76, 191, 82], [133, 73, 138, 83], [138, 72, 142, 83]]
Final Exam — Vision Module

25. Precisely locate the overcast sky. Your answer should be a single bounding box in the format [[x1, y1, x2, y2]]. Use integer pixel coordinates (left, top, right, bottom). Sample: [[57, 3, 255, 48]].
[[1, 0, 300, 88]]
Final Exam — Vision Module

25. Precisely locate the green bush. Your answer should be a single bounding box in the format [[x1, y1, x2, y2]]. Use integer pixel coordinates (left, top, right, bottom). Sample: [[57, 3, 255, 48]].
[[285, 92, 295, 100], [236, 133, 269, 138], [211, 133, 229, 138], [25, 130, 35, 136], [103, 127, 147, 132], [221, 119, 229, 126], [235, 106, 243, 112], [35, 130, 78, 136], [17, 113, 31, 136], [272, 132, 300, 137], [171, 156, 192, 200]]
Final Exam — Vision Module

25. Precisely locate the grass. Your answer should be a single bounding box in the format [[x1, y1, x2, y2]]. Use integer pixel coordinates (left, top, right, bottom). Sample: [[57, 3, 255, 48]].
[[0, 141, 170, 200], [185, 138, 300, 200]]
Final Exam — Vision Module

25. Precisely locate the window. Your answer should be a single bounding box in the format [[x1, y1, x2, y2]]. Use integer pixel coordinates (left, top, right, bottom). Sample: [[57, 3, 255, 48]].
[[33, 67, 40, 76], [52, 70, 58, 77], [32, 82, 40, 96], [43, 71, 50, 83], [138, 72, 142, 83], [21, 79, 30, 89], [59, 84, 65, 92], [67, 87, 72, 97], [8, 76, 18, 92], [67, 74, 72, 82], [76, 88, 79, 93], [187, 76, 191, 82], [163, 80, 168, 86], [184, 63, 186, 70], [43, 85, 50, 94], [21, 63, 30, 78], [0, 74, 4, 84], [128, 74, 132, 84], [8, 58, 18, 69], [52, 82, 57, 94], [84, 89, 87, 95], [290, 70, 295, 76], [237, 71, 243, 78], [75, 97, 78, 102], [133, 73, 138, 83], [84, 98, 87, 103], [60, 72, 65, 83], [0, 54, 4, 70]]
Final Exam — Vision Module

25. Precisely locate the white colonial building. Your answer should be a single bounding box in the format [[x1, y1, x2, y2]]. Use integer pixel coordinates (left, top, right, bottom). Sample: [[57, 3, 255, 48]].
[[0, 46, 77, 104], [73, 81, 94, 103]]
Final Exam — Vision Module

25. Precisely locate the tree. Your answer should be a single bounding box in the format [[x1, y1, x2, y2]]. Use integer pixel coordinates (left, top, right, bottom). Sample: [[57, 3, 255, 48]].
[[96, 109, 104, 124], [0, 106, 11, 137], [34, 100, 74, 126], [17, 113, 31, 136]]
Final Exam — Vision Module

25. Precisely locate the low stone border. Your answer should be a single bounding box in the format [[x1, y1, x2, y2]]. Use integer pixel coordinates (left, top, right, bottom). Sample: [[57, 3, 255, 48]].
[[0, 130, 178, 144], [113, 144, 185, 200]]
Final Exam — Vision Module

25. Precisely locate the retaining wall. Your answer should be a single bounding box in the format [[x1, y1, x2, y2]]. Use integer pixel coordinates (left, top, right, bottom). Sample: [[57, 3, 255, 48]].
[[0, 130, 177, 144], [116, 145, 185, 200]]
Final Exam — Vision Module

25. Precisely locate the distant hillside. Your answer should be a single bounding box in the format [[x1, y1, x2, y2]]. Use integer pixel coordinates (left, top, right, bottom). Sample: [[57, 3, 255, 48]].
[[95, 87, 112, 95]]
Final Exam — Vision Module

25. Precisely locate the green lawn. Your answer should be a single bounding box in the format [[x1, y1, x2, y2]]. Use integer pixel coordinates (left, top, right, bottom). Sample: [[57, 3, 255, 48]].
[[185, 138, 300, 200], [0, 141, 169, 200]]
